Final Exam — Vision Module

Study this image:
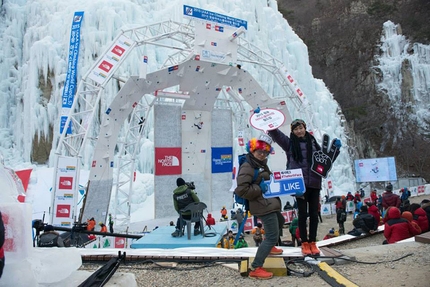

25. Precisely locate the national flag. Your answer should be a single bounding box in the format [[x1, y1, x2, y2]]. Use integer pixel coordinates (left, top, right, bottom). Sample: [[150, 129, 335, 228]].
[[168, 65, 179, 72], [215, 26, 224, 32]]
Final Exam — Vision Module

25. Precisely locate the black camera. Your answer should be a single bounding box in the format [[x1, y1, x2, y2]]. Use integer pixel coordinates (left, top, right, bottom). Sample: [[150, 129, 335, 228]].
[[72, 222, 88, 232], [186, 181, 196, 190], [32, 219, 45, 232]]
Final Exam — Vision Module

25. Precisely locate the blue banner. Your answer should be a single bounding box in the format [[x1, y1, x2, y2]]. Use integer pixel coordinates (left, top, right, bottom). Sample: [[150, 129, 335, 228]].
[[183, 5, 247, 30], [60, 11, 84, 134], [211, 147, 233, 173]]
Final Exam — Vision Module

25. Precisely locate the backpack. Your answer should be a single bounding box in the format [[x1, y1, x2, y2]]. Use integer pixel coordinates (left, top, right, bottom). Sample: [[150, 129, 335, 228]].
[[253, 227, 262, 242], [38, 233, 61, 247], [401, 189, 410, 201], [234, 154, 258, 211]]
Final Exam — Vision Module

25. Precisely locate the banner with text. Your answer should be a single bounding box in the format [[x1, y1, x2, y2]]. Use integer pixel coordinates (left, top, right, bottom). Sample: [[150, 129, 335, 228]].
[[155, 147, 182, 175], [60, 11, 84, 134], [211, 147, 233, 173]]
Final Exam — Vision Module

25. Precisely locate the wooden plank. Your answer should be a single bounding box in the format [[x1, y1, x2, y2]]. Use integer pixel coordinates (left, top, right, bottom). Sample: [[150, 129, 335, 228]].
[[415, 231, 430, 244], [319, 246, 343, 258]]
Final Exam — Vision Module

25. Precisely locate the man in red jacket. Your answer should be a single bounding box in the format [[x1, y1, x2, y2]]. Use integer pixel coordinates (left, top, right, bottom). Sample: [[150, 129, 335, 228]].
[[382, 184, 400, 212], [383, 207, 416, 244]]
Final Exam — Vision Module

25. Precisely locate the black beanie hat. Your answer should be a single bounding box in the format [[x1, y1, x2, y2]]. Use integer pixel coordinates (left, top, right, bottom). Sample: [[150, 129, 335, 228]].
[[176, 178, 186, 187]]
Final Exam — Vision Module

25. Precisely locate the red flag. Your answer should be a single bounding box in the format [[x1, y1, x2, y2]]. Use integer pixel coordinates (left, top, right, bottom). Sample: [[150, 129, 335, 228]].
[[15, 168, 33, 192]]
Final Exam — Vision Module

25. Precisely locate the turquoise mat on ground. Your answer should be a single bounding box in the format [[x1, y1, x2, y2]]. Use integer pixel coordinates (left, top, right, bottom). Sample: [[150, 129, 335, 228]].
[[130, 223, 227, 249]]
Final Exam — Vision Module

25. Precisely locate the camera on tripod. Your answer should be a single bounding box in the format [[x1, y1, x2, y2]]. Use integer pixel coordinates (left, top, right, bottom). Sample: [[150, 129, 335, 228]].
[[32, 219, 45, 233], [72, 222, 88, 232]]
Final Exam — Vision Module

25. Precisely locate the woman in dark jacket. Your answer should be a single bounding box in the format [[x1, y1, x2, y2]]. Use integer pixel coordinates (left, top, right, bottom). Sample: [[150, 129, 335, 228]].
[[234, 134, 284, 280], [268, 119, 322, 256]]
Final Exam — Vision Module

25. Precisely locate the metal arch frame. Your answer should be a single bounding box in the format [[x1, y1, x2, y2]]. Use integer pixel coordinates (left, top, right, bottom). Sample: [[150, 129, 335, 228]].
[[54, 18, 318, 230]]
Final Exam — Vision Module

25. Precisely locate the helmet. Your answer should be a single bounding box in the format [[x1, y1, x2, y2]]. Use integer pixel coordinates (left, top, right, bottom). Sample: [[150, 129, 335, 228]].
[[99, 222, 103, 226]]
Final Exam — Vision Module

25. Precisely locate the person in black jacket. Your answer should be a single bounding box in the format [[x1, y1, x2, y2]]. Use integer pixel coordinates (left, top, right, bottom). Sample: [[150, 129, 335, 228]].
[[348, 205, 378, 236], [0, 211, 5, 278], [268, 119, 323, 256], [171, 178, 201, 237]]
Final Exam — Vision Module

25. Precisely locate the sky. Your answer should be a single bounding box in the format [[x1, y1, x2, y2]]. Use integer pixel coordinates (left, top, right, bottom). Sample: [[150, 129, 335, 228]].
[[0, 0, 429, 285]]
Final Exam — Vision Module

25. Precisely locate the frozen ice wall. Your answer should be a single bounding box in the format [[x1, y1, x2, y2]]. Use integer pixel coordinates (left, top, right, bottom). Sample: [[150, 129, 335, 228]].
[[0, 0, 362, 210], [0, 163, 82, 286]]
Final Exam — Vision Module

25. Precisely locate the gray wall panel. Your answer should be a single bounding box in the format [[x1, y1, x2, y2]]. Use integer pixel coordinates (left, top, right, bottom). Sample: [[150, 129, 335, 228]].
[[211, 109, 234, 215], [154, 104, 182, 218]]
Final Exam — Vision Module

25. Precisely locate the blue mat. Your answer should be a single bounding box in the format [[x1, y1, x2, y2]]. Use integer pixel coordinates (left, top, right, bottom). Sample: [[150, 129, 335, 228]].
[[130, 223, 227, 249]]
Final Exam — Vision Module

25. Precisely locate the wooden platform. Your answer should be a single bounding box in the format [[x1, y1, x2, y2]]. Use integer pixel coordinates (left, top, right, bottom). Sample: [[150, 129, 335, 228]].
[[415, 231, 430, 244]]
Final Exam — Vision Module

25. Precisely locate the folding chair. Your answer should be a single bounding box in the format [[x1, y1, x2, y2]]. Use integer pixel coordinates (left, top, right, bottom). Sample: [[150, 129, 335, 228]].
[[179, 202, 207, 240]]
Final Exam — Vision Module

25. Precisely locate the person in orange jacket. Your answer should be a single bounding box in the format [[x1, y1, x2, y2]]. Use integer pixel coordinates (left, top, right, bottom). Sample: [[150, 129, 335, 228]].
[[87, 217, 96, 231], [99, 222, 108, 233], [220, 206, 228, 221]]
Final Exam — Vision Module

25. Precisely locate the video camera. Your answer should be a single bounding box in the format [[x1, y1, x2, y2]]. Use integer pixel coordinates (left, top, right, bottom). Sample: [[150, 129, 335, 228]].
[[72, 222, 88, 232], [186, 181, 196, 190], [32, 219, 46, 233]]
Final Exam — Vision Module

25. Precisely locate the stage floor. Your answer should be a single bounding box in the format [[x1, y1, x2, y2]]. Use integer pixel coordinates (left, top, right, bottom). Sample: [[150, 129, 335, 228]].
[[130, 223, 227, 249]]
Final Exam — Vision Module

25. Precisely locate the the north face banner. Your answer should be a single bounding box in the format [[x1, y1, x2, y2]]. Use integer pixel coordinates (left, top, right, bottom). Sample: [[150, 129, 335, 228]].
[[154, 147, 182, 175]]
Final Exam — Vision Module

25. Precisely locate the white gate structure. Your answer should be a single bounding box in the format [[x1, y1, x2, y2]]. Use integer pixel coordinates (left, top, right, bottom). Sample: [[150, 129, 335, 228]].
[[52, 8, 320, 232]]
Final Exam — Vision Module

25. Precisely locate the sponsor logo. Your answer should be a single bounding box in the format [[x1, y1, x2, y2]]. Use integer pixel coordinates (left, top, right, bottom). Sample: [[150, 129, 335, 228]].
[[158, 155, 180, 167], [59, 176, 73, 189], [111, 45, 125, 57], [73, 15, 83, 22], [185, 7, 193, 15], [56, 204, 71, 218], [66, 165, 75, 170], [99, 60, 113, 73], [221, 154, 232, 161]]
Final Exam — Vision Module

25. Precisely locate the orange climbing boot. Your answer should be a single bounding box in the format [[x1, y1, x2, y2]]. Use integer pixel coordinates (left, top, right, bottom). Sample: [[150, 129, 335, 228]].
[[269, 246, 283, 255], [301, 242, 312, 256], [309, 242, 320, 256], [248, 267, 273, 279]]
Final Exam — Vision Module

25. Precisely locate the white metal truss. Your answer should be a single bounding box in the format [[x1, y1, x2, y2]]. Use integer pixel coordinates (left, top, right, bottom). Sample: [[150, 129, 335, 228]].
[[54, 19, 318, 231]]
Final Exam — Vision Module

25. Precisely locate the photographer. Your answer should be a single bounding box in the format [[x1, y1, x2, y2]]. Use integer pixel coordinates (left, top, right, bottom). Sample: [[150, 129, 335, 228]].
[[39, 225, 65, 247], [171, 177, 201, 237]]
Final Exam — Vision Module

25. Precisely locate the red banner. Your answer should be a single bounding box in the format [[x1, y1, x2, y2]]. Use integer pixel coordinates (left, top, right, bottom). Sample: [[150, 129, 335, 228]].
[[154, 147, 182, 175], [15, 168, 33, 192]]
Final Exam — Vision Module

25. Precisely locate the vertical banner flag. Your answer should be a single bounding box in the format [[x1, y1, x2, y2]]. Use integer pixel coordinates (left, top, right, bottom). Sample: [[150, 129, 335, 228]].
[[60, 11, 84, 134], [52, 156, 78, 227]]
